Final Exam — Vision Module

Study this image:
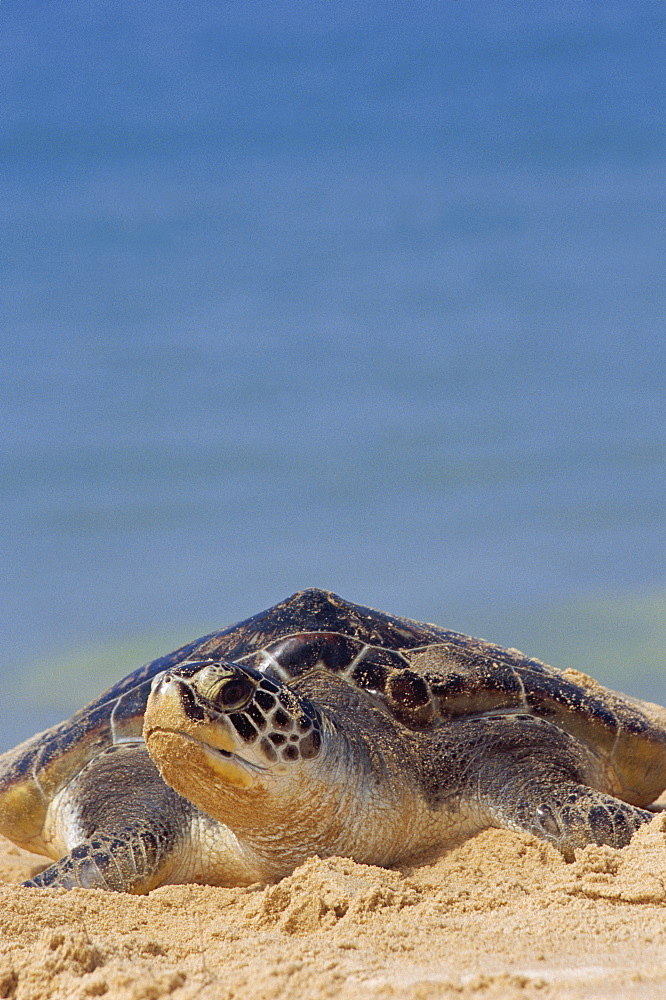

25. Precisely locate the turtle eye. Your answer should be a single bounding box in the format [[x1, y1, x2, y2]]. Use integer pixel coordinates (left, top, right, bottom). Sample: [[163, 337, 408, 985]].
[[216, 676, 254, 711]]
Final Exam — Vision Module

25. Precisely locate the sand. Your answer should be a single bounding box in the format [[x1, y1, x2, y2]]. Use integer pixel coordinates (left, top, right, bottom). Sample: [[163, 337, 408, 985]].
[[1, 815, 666, 1000]]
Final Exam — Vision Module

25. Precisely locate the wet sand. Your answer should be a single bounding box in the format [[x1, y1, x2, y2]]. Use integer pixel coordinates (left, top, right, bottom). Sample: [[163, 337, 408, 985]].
[[1, 813, 666, 999]]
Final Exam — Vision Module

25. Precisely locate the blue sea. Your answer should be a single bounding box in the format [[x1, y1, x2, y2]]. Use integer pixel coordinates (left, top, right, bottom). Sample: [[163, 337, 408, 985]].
[[1, 1, 664, 749]]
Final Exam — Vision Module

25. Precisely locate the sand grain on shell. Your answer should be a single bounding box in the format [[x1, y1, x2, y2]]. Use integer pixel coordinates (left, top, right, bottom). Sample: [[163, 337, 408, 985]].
[[1, 818, 666, 999]]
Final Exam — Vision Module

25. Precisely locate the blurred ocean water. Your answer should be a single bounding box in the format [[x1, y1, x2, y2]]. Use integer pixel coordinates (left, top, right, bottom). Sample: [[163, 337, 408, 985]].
[[1, 2, 664, 748]]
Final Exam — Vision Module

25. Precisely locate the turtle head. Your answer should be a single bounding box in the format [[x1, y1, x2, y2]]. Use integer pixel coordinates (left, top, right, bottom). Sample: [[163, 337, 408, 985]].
[[143, 659, 323, 803]]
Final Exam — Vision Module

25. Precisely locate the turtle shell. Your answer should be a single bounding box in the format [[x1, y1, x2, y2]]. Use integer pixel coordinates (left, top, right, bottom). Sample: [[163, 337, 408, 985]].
[[2, 589, 665, 851]]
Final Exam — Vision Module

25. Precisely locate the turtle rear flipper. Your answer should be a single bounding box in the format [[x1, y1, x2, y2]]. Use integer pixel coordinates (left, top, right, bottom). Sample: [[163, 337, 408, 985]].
[[23, 743, 193, 893]]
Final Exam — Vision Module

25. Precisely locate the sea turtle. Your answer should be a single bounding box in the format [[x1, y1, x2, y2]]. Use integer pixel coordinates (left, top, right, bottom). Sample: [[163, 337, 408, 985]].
[[1, 589, 665, 893]]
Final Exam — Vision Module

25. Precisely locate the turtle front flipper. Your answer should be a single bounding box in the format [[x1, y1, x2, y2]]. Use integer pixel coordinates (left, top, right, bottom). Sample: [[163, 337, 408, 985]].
[[22, 743, 195, 893], [502, 782, 651, 860], [22, 825, 176, 892], [459, 713, 654, 859]]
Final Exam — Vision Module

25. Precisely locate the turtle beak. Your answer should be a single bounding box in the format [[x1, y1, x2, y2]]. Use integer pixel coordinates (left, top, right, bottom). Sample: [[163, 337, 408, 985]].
[[143, 671, 263, 791], [144, 669, 257, 756]]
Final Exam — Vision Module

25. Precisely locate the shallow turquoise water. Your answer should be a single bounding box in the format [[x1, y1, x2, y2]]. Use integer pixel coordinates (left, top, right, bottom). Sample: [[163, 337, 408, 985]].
[[1, 2, 664, 747]]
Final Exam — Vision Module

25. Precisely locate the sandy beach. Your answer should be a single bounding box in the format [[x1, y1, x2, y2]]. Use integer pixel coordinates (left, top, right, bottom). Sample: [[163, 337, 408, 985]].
[[1, 811, 666, 1000]]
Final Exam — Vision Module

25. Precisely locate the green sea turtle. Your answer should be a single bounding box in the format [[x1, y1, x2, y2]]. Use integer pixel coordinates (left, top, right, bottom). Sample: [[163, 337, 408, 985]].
[[1, 589, 665, 893]]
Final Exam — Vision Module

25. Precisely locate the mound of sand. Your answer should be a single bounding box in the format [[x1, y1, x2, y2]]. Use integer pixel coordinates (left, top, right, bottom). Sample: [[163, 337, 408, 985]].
[[1, 815, 666, 999]]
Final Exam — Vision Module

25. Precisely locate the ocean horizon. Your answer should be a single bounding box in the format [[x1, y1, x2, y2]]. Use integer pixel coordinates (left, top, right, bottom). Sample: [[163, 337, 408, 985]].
[[1, 1, 664, 748]]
